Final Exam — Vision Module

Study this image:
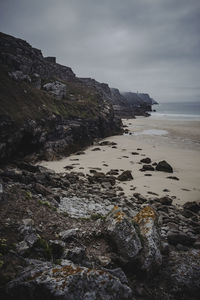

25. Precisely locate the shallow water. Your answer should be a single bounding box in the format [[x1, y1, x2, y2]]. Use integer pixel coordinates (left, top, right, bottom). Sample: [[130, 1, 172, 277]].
[[133, 129, 168, 136]]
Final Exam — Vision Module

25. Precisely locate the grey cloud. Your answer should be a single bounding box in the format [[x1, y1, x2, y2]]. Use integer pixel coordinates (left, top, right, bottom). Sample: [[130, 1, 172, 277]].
[[0, 0, 200, 102]]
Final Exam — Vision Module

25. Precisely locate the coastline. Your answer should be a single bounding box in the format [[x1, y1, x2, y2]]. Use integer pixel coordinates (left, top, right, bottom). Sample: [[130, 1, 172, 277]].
[[39, 116, 200, 206]]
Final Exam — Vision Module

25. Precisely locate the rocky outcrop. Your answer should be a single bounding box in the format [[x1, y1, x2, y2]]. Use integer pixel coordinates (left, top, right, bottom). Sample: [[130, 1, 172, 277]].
[[0, 164, 200, 299], [5, 260, 133, 300], [0, 32, 122, 163]]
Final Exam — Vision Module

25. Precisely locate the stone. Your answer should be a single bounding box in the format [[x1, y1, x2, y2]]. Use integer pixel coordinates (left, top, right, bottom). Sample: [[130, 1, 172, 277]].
[[162, 249, 200, 298], [43, 81, 67, 99], [106, 206, 142, 264], [59, 228, 79, 241], [158, 197, 173, 206], [6, 261, 133, 300], [131, 152, 139, 155], [64, 247, 86, 264], [140, 165, 154, 172], [183, 201, 200, 213], [134, 206, 162, 273], [34, 183, 52, 196], [9, 70, 31, 83], [167, 176, 179, 181], [91, 147, 101, 151], [107, 169, 119, 175], [140, 157, 151, 164], [156, 160, 173, 173], [117, 170, 133, 181]]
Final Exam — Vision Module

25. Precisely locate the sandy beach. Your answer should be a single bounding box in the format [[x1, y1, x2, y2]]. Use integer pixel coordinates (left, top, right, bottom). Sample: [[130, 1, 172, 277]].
[[39, 116, 200, 206]]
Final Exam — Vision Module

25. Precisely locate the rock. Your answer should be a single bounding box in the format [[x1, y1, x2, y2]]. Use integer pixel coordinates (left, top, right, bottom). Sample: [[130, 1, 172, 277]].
[[158, 197, 173, 206], [167, 176, 179, 180], [99, 141, 117, 146], [64, 165, 74, 170], [91, 147, 101, 151], [49, 240, 66, 259], [117, 170, 133, 181], [97, 256, 112, 267], [9, 70, 31, 82], [59, 228, 79, 241], [167, 231, 196, 246], [134, 206, 162, 273], [131, 152, 139, 155], [183, 201, 200, 213], [43, 81, 67, 99], [75, 151, 85, 155], [140, 157, 151, 164], [162, 249, 200, 298], [106, 206, 142, 264], [6, 261, 133, 300], [156, 160, 173, 173], [107, 169, 119, 175], [34, 183, 52, 196], [140, 165, 154, 172], [64, 247, 86, 264]]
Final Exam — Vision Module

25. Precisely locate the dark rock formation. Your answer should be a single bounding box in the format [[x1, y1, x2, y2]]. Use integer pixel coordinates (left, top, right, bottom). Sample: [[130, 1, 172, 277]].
[[156, 160, 173, 173], [0, 32, 122, 163]]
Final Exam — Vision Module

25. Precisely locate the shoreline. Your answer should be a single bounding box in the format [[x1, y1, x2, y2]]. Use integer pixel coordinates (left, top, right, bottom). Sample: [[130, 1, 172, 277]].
[[39, 117, 200, 206]]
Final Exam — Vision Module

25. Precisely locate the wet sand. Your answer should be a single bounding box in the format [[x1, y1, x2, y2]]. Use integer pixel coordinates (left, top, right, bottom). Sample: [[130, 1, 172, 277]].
[[39, 117, 200, 206]]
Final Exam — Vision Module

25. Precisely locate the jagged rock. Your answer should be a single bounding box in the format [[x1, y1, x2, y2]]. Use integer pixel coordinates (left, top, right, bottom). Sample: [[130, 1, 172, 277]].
[[156, 160, 173, 173], [5, 261, 133, 300], [117, 170, 133, 181], [106, 207, 142, 264], [107, 169, 119, 176], [140, 165, 154, 172], [59, 228, 79, 241], [158, 197, 173, 206], [63, 247, 86, 264], [34, 183, 52, 196], [9, 70, 31, 83], [134, 206, 162, 273], [43, 81, 67, 99], [140, 157, 151, 164], [183, 201, 200, 213]]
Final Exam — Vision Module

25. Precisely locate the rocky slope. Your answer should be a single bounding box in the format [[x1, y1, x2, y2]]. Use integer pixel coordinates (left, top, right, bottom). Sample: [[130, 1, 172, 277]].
[[0, 162, 199, 299], [0, 32, 122, 163]]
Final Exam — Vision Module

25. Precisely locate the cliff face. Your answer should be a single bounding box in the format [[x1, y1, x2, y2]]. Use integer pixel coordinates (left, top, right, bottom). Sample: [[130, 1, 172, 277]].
[[0, 32, 122, 163], [122, 92, 157, 115]]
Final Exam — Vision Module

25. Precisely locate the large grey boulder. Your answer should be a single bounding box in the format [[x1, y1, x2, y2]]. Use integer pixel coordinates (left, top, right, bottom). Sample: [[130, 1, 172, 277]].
[[6, 260, 133, 300], [43, 81, 67, 99], [133, 206, 162, 273], [106, 206, 142, 264]]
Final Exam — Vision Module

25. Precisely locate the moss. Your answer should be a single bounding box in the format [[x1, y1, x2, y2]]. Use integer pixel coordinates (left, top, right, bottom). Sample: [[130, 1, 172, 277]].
[[38, 200, 51, 208], [91, 213, 105, 221], [25, 191, 32, 199], [33, 238, 52, 260]]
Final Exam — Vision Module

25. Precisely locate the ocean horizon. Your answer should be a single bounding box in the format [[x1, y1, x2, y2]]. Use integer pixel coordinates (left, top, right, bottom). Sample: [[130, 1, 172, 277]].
[[151, 101, 200, 120]]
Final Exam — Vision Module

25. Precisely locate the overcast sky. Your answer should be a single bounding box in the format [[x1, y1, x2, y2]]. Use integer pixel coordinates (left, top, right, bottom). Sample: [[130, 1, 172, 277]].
[[0, 0, 200, 102]]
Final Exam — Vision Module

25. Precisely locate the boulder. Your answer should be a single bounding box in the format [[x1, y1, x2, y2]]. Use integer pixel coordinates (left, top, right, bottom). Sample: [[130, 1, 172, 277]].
[[156, 160, 173, 173], [6, 261, 133, 300], [59, 228, 79, 241], [158, 197, 173, 206], [43, 81, 67, 100], [117, 170, 133, 181], [140, 165, 154, 172], [140, 157, 151, 164], [106, 206, 142, 264], [133, 206, 162, 273]]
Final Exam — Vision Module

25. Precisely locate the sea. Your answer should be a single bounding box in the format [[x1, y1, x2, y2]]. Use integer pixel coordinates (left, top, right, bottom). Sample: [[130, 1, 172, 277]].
[[150, 101, 200, 121]]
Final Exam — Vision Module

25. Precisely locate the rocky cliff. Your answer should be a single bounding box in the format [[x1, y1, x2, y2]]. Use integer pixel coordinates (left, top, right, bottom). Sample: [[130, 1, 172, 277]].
[[0, 32, 122, 163]]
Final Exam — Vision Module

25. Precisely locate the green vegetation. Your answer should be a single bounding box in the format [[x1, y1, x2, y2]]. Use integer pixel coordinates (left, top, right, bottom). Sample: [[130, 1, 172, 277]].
[[0, 64, 101, 125]]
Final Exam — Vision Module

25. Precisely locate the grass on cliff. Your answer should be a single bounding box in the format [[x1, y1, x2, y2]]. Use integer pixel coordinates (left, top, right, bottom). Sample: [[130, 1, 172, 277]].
[[0, 65, 100, 125]]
